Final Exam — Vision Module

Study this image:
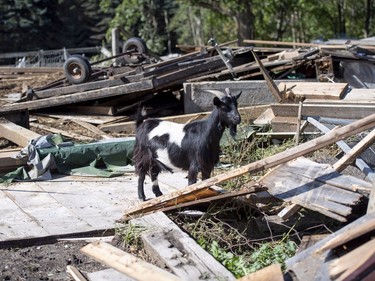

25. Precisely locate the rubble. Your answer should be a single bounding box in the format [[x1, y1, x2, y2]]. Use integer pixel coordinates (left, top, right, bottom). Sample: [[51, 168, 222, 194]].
[[0, 39, 374, 280]]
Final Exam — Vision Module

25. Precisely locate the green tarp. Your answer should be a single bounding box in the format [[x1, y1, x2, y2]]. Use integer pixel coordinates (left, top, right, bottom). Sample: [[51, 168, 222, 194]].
[[1, 136, 135, 183]]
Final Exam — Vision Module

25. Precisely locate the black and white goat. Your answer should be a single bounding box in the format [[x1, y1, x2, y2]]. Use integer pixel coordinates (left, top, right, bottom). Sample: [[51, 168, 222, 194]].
[[133, 88, 242, 201]]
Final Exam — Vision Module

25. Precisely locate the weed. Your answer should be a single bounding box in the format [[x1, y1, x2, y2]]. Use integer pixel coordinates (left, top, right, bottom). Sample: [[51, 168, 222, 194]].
[[114, 223, 147, 255]]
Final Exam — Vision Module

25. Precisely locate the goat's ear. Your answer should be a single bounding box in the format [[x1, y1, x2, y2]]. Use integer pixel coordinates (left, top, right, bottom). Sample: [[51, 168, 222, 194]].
[[235, 91, 242, 100], [213, 97, 222, 107]]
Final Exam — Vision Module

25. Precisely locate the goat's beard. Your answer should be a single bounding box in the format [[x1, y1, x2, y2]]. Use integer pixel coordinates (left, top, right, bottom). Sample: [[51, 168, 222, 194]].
[[229, 124, 237, 138]]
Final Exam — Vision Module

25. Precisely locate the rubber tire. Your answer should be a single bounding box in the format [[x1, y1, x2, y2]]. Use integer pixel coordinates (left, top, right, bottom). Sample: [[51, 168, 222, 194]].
[[122, 37, 148, 64], [63, 55, 92, 84]]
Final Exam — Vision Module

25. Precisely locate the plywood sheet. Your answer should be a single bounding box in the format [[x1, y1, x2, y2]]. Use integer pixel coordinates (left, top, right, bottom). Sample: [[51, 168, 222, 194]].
[[260, 157, 367, 221]]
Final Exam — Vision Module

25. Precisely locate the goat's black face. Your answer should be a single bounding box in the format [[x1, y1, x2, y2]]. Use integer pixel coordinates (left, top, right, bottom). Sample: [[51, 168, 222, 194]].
[[213, 91, 242, 136]]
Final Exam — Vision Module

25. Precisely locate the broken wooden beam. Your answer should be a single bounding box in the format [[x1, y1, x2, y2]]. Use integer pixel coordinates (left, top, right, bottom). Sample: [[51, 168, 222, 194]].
[[80, 241, 181, 281], [120, 113, 375, 221], [0, 118, 41, 147], [0, 79, 154, 113], [333, 129, 375, 172], [286, 212, 375, 280]]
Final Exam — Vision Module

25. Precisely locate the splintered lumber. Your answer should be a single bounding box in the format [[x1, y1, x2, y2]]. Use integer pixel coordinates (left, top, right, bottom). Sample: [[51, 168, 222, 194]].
[[237, 264, 283, 281], [316, 216, 375, 254], [133, 212, 236, 281], [80, 241, 181, 281], [134, 185, 265, 217], [120, 113, 375, 221], [277, 82, 348, 100], [0, 119, 41, 147], [286, 212, 375, 281], [259, 157, 367, 222], [329, 238, 375, 281], [333, 129, 375, 172]]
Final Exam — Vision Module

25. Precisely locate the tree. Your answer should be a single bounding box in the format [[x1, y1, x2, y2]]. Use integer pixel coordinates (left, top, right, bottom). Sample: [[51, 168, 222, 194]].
[[186, 0, 255, 44], [100, 0, 178, 55]]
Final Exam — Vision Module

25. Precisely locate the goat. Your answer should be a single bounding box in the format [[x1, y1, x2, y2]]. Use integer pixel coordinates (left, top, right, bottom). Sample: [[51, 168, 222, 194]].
[[133, 88, 242, 201]]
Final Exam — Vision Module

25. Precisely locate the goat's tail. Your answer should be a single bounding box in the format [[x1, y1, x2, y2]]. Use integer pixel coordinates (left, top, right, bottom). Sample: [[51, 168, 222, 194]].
[[135, 106, 147, 128]]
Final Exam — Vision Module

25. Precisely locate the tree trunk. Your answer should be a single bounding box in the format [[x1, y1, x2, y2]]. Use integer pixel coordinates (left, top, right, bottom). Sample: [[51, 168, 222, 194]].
[[234, 1, 255, 44]]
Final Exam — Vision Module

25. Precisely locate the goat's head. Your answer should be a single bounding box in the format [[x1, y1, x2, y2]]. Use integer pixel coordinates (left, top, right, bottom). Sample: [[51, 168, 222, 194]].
[[206, 87, 242, 137]]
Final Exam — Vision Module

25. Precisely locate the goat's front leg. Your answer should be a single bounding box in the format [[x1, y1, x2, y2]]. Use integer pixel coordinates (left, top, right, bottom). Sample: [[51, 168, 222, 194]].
[[201, 168, 211, 181], [151, 167, 163, 197], [188, 162, 199, 185], [137, 172, 147, 201]]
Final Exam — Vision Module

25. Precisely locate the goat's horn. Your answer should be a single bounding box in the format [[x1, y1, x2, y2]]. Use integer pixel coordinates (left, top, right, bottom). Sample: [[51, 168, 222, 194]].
[[224, 88, 231, 97], [206, 90, 226, 99]]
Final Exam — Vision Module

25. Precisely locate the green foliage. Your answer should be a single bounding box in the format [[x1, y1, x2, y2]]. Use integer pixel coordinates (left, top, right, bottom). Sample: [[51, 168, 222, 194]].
[[198, 236, 297, 277], [1, 0, 375, 55], [249, 239, 297, 272]]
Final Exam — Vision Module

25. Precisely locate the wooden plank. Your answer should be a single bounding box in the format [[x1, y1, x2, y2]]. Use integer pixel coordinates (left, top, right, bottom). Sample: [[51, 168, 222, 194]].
[[0, 79, 154, 113], [0, 189, 50, 241], [34, 180, 128, 229], [316, 215, 375, 254], [98, 105, 268, 133], [368, 180, 375, 214], [33, 112, 124, 125], [286, 212, 375, 281], [0, 119, 41, 147], [70, 120, 112, 139], [1, 183, 94, 236], [66, 265, 88, 281], [333, 128, 375, 172], [34, 79, 126, 99], [133, 212, 235, 281], [250, 50, 283, 102], [237, 264, 283, 281], [329, 238, 375, 281], [120, 113, 375, 221], [30, 123, 95, 141], [80, 241, 181, 281], [259, 157, 364, 221], [271, 103, 375, 119], [277, 82, 348, 100], [277, 203, 301, 220], [0, 150, 27, 174], [146, 185, 266, 215]]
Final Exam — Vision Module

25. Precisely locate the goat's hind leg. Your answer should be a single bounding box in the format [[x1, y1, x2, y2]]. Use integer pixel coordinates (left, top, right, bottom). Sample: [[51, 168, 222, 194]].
[[151, 166, 163, 197]]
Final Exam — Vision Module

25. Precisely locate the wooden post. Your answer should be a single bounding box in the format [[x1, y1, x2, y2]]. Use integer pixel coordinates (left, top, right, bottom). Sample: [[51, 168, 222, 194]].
[[367, 180, 375, 214], [294, 100, 303, 145], [111, 28, 119, 65]]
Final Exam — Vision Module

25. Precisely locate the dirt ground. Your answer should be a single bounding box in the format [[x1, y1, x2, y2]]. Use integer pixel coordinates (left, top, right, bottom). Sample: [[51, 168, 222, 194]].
[[0, 71, 129, 280], [0, 240, 109, 280]]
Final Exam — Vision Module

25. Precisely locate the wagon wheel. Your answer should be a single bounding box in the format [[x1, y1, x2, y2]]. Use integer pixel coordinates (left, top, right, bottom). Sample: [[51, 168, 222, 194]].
[[63, 55, 92, 84], [122, 37, 148, 64]]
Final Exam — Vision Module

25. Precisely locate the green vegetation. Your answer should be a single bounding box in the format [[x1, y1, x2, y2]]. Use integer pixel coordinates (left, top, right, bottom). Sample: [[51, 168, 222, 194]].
[[1, 1, 375, 55]]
